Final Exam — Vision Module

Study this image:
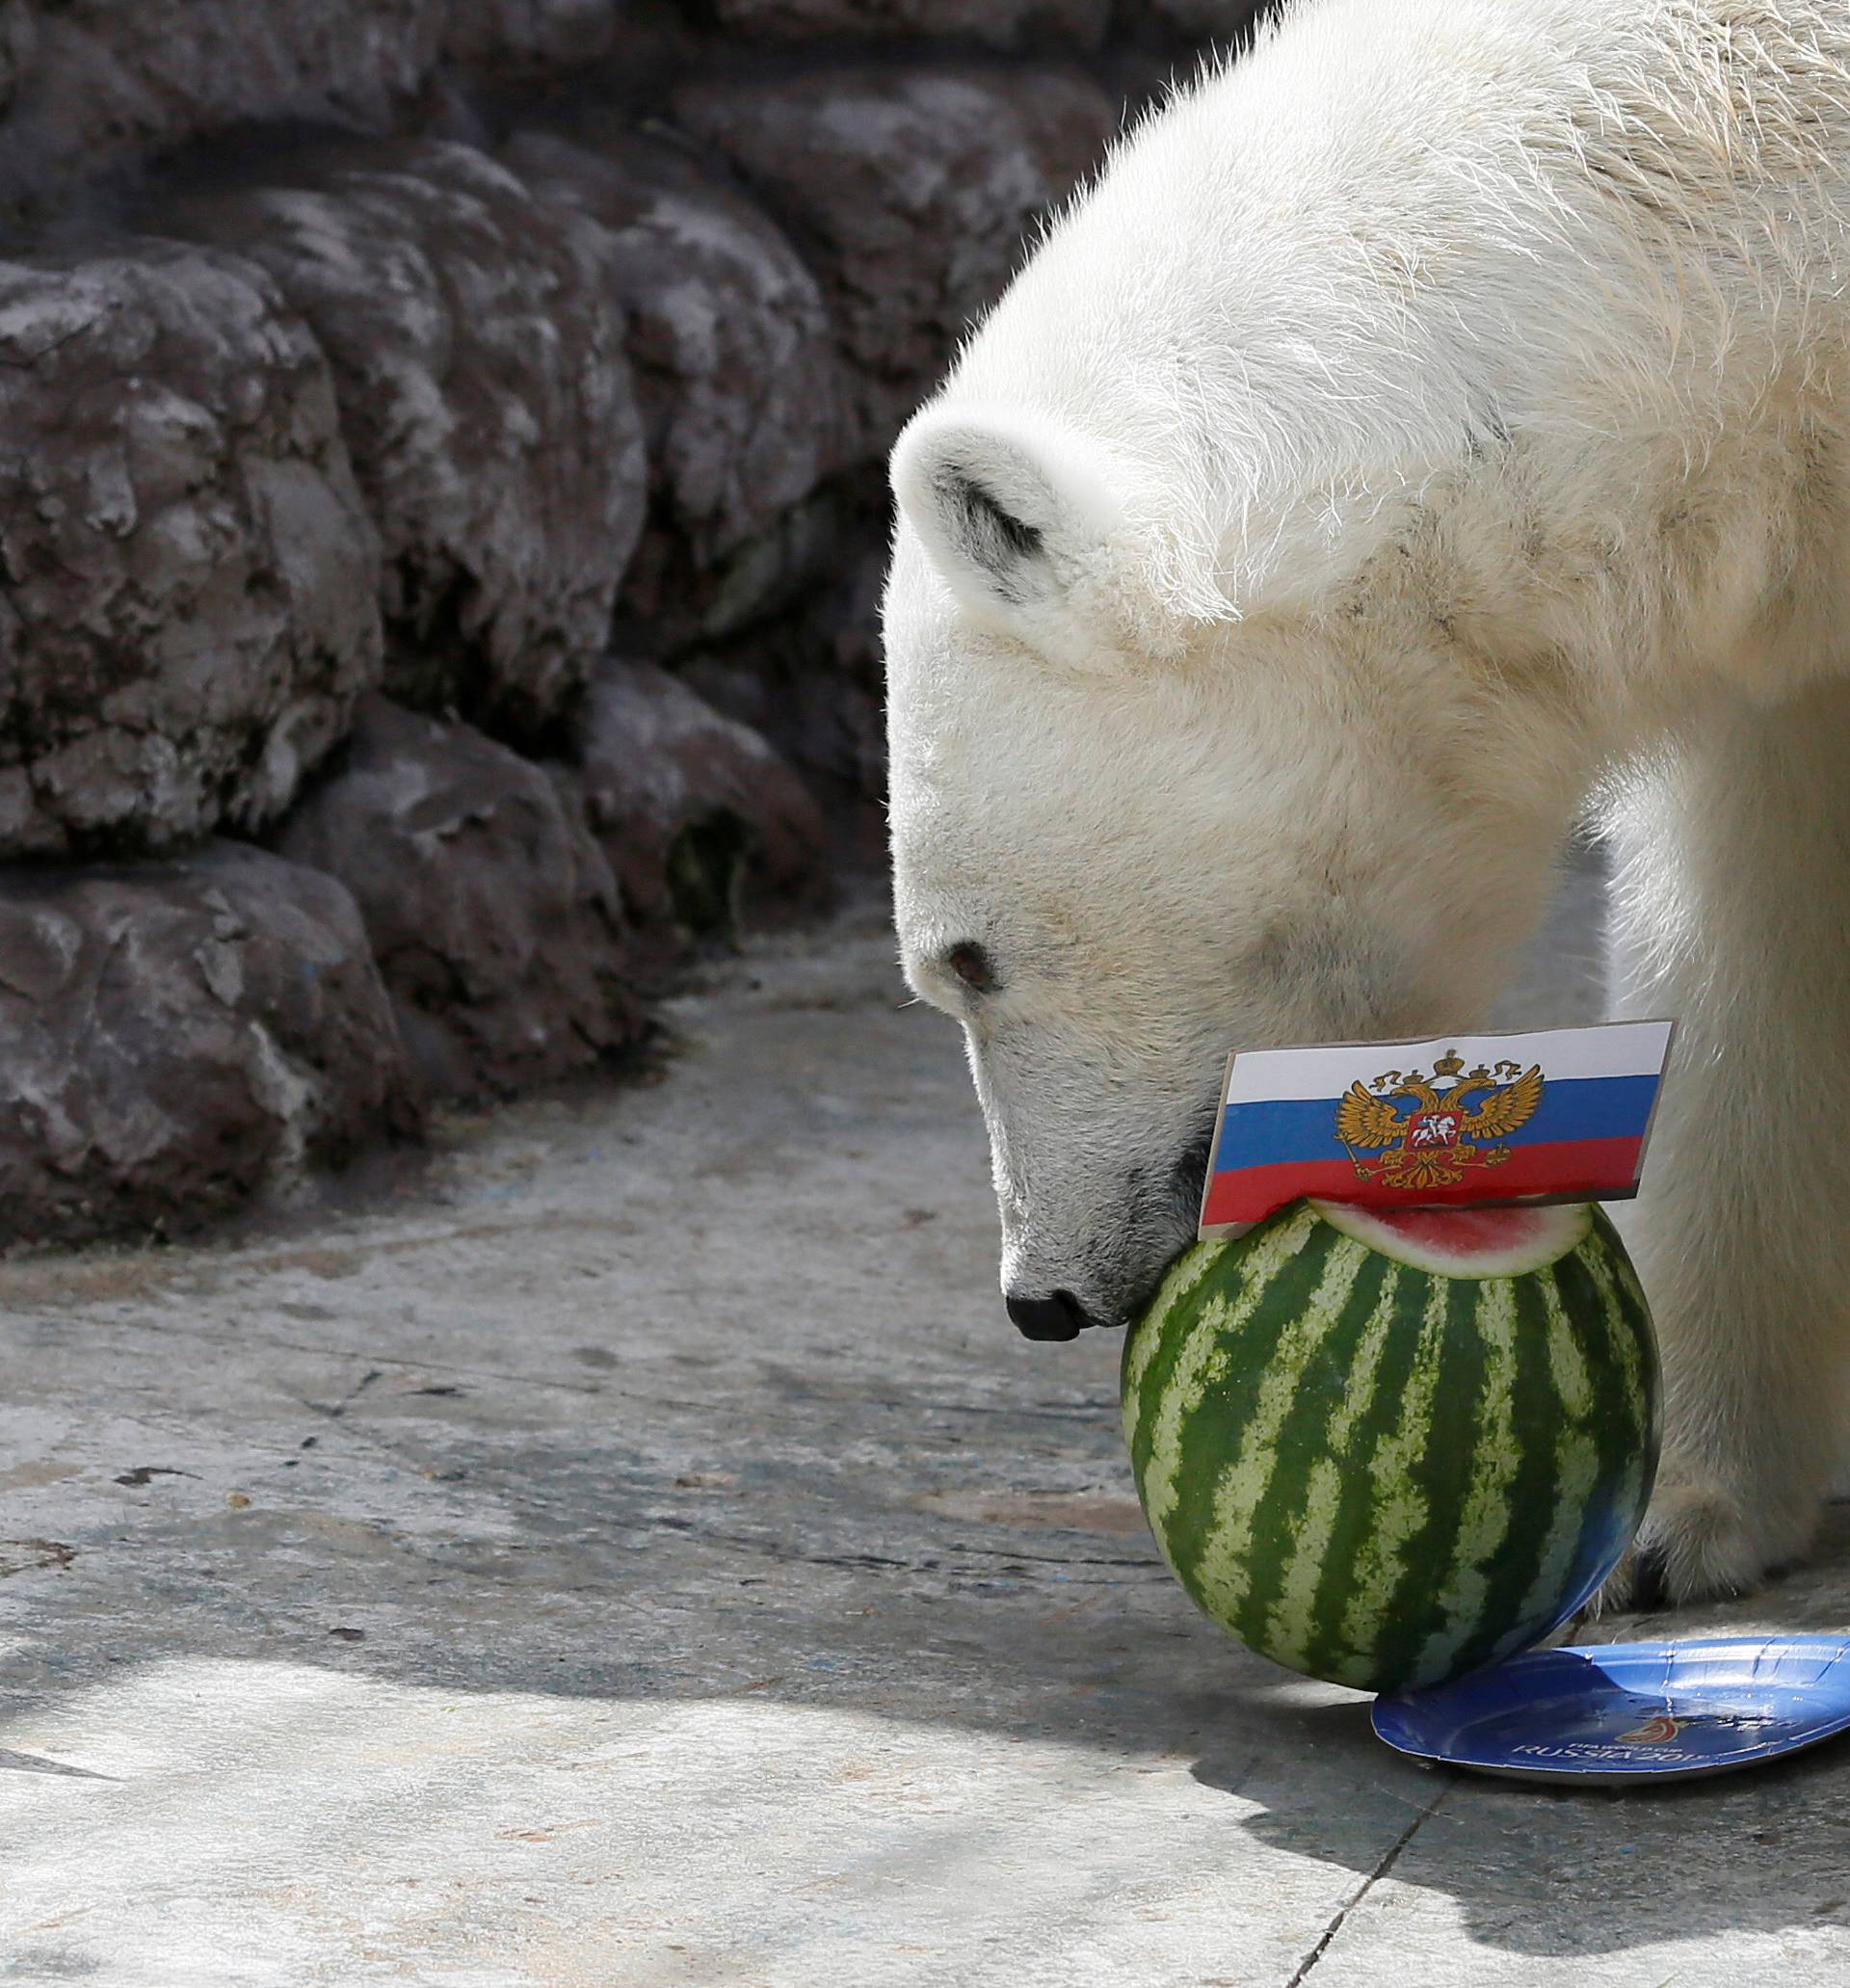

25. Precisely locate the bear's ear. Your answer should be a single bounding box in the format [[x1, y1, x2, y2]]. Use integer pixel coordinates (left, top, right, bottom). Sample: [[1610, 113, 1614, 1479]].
[[889, 406, 1127, 635]]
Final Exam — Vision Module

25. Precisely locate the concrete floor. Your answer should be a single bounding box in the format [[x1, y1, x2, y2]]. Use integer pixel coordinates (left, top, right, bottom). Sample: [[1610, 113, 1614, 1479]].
[[3, 866, 1848, 1988]]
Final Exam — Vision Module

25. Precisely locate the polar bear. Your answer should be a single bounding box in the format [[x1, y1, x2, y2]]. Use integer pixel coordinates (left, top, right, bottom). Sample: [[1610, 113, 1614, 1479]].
[[883, 0, 1850, 1605]]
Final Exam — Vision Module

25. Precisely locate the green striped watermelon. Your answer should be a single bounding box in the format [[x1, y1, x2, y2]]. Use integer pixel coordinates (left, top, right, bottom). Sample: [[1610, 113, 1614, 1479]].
[[1122, 1199, 1658, 1694]]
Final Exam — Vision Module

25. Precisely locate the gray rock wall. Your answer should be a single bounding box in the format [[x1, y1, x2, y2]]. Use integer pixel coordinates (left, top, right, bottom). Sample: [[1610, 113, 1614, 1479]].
[[0, 244, 383, 855], [277, 697, 641, 1099], [0, 842, 416, 1243], [0, 0, 1268, 1245], [159, 140, 648, 739], [671, 66, 1119, 458]]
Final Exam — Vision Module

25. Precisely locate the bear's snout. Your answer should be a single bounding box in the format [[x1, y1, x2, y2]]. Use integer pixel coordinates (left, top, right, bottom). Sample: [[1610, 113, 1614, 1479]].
[[1004, 1288, 1100, 1340]]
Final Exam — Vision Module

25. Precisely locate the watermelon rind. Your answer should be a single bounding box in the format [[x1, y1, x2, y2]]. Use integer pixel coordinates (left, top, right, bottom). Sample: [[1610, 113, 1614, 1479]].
[[1308, 1199, 1592, 1278]]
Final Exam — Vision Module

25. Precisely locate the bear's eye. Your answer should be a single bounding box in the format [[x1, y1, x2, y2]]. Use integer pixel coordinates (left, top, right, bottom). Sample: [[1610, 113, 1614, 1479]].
[[945, 942, 996, 993]]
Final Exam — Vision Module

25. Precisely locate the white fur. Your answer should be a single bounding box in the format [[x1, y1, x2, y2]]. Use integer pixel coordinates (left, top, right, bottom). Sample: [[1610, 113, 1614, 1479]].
[[884, 0, 1850, 1603]]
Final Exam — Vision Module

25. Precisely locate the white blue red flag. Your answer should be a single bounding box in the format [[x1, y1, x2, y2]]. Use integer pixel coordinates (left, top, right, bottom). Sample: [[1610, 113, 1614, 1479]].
[[1199, 1020, 1675, 1238]]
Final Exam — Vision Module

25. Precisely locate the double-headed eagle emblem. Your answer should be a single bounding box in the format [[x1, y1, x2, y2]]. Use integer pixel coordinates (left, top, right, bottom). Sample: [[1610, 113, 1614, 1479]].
[[1335, 1049, 1545, 1191]]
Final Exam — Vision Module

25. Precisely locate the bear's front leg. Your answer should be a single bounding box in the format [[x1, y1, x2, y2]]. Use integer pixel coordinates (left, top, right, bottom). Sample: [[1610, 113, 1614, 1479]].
[[1597, 679, 1850, 1607]]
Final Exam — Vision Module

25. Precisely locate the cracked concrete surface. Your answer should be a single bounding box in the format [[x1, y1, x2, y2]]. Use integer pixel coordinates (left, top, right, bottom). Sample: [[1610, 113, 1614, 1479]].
[[2, 867, 1848, 1987]]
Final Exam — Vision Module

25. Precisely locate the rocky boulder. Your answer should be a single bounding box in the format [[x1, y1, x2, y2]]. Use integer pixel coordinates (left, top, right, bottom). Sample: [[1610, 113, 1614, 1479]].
[[672, 66, 1118, 457], [0, 244, 384, 857], [709, 0, 1108, 48], [444, 0, 626, 67], [1116, 0, 1269, 42], [278, 697, 643, 1100], [568, 660, 829, 968], [0, 2, 35, 116], [0, 842, 416, 1248], [0, 2, 446, 211], [678, 530, 887, 846], [503, 129, 845, 648], [159, 140, 647, 739]]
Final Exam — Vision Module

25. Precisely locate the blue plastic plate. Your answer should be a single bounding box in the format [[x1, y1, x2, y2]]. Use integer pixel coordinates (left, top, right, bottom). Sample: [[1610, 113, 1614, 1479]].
[[1372, 1636, 1850, 1784]]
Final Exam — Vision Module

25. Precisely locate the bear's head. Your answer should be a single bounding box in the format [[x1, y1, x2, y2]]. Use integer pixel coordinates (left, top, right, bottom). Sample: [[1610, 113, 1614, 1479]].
[[885, 402, 1591, 1340]]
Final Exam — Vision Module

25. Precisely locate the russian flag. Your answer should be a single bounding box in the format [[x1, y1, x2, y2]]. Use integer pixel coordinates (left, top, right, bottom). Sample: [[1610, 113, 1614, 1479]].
[[1200, 1020, 1674, 1238]]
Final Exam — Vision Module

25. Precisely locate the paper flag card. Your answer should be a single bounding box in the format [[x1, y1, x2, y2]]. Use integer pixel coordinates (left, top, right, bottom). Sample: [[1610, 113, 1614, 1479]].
[[1199, 1019, 1674, 1238]]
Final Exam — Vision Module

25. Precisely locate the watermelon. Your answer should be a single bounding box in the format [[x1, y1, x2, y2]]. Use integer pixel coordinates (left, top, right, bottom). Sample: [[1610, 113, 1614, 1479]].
[[1122, 1199, 1658, 1694]]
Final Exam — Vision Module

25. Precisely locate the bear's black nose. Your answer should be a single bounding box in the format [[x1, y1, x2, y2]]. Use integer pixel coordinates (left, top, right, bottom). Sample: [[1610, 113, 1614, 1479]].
[[1005, 1289, 1095, 1340]]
